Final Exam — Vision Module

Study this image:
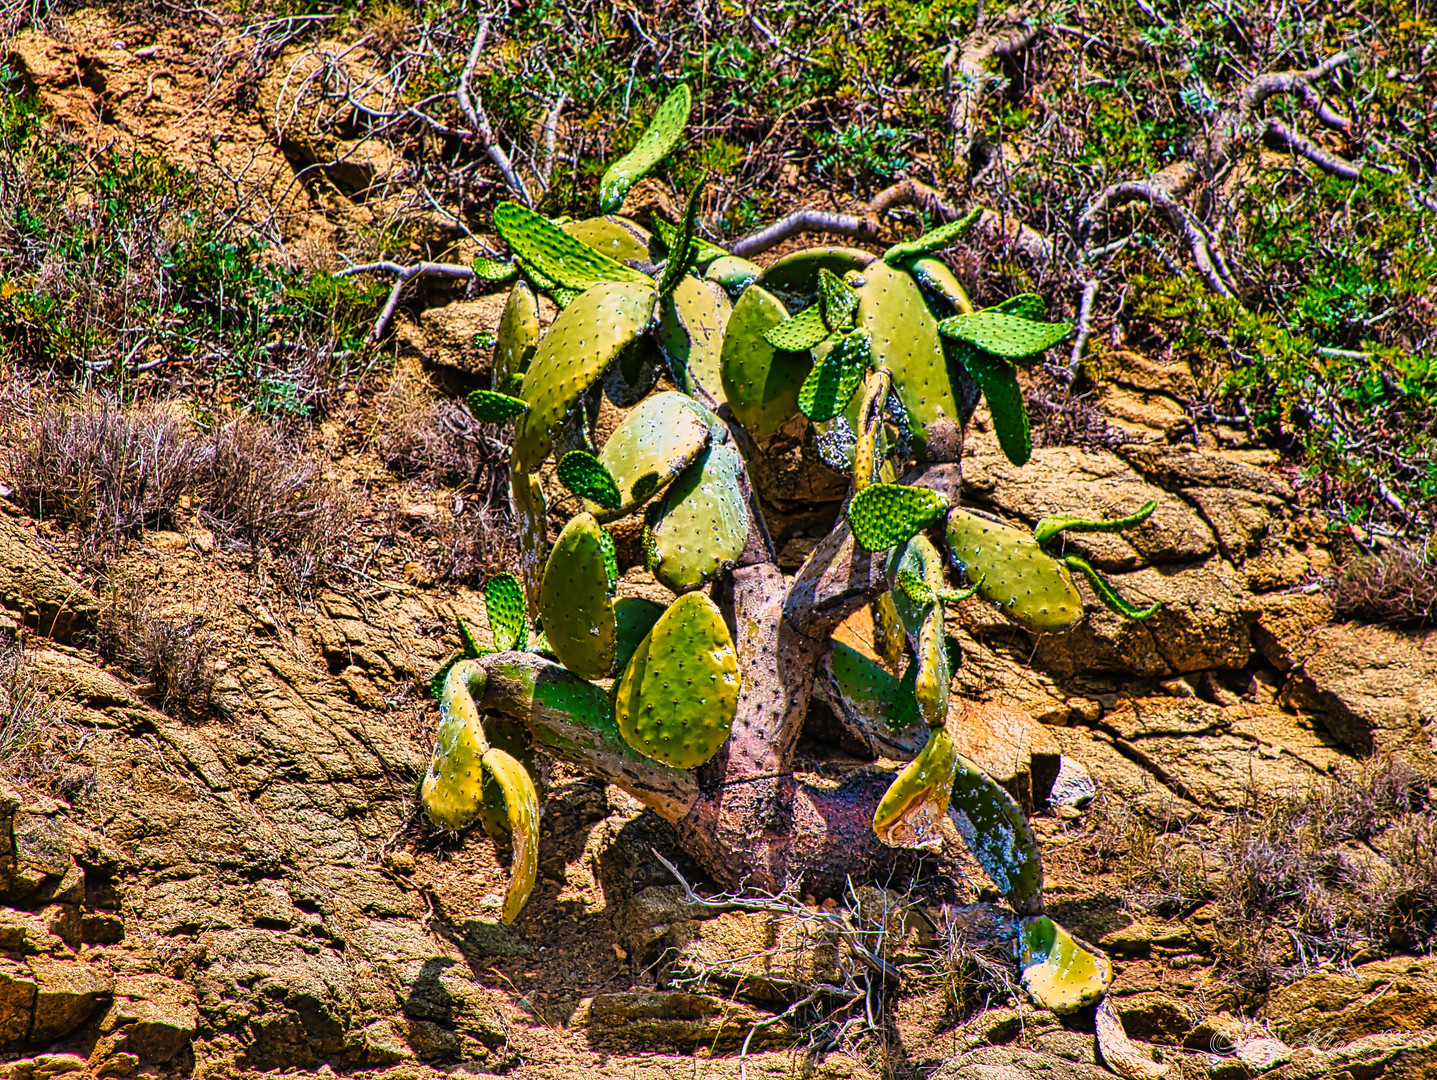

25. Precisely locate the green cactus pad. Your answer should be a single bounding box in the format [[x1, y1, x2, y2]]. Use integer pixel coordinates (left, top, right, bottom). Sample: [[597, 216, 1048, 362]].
[[960, 344, 1031, 466], [881, 207, 981, 264], [817, 267, 859, 332], [945, 509, 1083, 633], [873, 726, 958, 849], [422, 659, 490, 831], [562, 215, 656, 264], [550, 286, 582, 308], [657, 276, 732, 404], [1062, 554, 1163, 620], [457, 615, 484, 658], [481, 744, 541, 924], [615, 591, 740, 768], [513, 280, 656, 468], [895, 567, 934, 607], [720, 284, 812, 437], [598, 527, 619, 594], [556, 450, 623, 510], [705, 255, 763, 296], [647, 442, 750, 593], [913, 607, 949, 727], [653, 215, 728, 268], [538, 513, 617, 679], [797, 329, 870, 422], [1018, 916, 1112, 1013], [594, 390, 713, 519], [758, 247, 873, 296], [850, 369, 890, 490], [1034, 500, 1158, 546], [871, 590, 908, 668], [657, 183, 705, 300], [993, 293, 1046, 321], [846, 483, 950, 552], [599, 84, 692, 212], [613, 596, 667, 677], [887, 535, 949, 726], [603, 336, 662, 408], [764, 304, 829, 351], [824, 642, 925, 754], [939, 334, 984, 425], [472, 256, 519, 282], [854, 260, 963, 462], [950, 753, 1045, 910], [494, 203, 652, 290], [484, 574, 528, 652], [493, 281, 540, 396], [466, 389, 529, 425], [938, 311, 1074, 362], [903, 256, 974, 315], [510, 462, 548, 613], [937, 580, 983, 605]]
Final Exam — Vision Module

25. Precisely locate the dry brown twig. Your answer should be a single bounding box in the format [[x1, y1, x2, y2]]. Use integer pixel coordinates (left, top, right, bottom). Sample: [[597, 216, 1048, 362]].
[[457, 17, 532, 206]]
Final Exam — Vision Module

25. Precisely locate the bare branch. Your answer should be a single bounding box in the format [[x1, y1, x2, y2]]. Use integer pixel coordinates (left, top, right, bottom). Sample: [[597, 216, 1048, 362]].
[[338, 260, 477, 341], [728, 209, 883, 258], [457, 18, 532, 206]]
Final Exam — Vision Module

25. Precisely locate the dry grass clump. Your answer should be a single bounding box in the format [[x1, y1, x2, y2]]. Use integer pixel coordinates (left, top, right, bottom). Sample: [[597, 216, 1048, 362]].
[[193, 419, 356, 595], [1215, 756, 1434, 987], [0, 392, 356, 596], [95, 580, 219, 724], [1331, 546, 1437, 627], [0, 634, 89, 800], [0, 395, 196, 559]]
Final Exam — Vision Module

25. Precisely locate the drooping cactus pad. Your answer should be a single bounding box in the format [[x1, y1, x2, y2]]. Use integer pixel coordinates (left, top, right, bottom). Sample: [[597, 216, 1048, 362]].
[[956, 343, 1032, 466], [945, 509, 1083, 632], [881, 207, 981, 265], [797, 329, 871, 422], [494, 203, 652, 290], [595, 390, 712, 518], [872, 725, 957, 849], [949, 754, 1044, 911], [1033, 500, 1158, 546], [538, 513, 617, 679], [616, 591, 740, 768], [422, 660, 490, 832], [513, 280, 657, 468], [846, 483, 951, 552], [647, 442, 750, 593], [599, 84, 692, 212], [1018, 915, 1113, 1014], [821, 641, 925, 756], [480, 744, 541, 925], [1063, 554, 1163, 620]]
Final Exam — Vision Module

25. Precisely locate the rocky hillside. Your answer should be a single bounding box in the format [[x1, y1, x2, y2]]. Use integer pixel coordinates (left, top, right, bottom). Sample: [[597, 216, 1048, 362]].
[[2, 4, 1436, 1080]]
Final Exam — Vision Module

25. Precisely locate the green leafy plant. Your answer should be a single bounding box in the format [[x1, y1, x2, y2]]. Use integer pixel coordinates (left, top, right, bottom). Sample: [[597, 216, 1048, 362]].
[[416, 92, 1162, 1014]]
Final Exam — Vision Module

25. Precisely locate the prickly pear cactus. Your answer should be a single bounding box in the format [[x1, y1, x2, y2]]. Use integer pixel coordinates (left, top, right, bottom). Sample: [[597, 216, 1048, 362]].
[[415, 96, 1172, 1024]]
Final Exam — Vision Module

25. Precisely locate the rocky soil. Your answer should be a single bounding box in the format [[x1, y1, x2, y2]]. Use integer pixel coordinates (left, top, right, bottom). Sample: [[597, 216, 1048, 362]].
[[2, 9, 1436, 1080]]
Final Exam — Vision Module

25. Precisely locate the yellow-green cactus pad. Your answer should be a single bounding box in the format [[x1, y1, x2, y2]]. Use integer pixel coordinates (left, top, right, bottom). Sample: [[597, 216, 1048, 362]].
[[903, 256, 974, 315], [798, 329, 870, 422], [1018, 915, 1112, 1014], [556, 450, 622, 510], [846, 483, 950, 552], [466, 389, 529, 425], [615, 591, 740, 769], [950, 752, 1044, 909], [719, 284, 811, 437], [855, 260, 963, 462], [484, 573, 527, 652], [873, 725, 958, 849], [945, 509, 1083, 633], [764, 304, 829, 351], [599, 84, 692, 212], [510, 461, 548, 614], [495, 203, 651, 290], [823, 641, 926, 756], [594, 390, 712, 519], [938, 310, 1074, 363], [514, 280, 656, 468], [881, 207, 981, 264], [471, 256, 519, 282], [562, 215, 656, 264], [993, 292, 1046, 321], [705, 255, 763, 296], [657, 275, 732, 403], [481, 744, 542, 924], [758, 247, 873, 295], [538, 513, 617, 679], [913, 606, 949, 727], [648, 442, 750, 593], [817, 267, 859, 332], [422, 659, 490, 831], [887, 535, 949, 727], [653, 215, 728, 268], [871, 590, 907, 668], [494, 280, 540, 396]]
